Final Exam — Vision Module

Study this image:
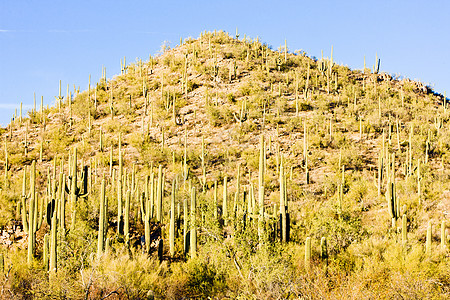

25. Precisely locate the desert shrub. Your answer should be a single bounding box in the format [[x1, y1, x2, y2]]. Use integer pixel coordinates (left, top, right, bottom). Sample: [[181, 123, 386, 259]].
[[309, 201, 366, 255], [206, 105, 233, 127], [184, 259, 225, 297], [46, 126, 74, 154]]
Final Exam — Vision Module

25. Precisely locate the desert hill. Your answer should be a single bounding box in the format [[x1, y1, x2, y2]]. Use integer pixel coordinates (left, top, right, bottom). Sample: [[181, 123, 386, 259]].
[[0, 30, 448, 299]]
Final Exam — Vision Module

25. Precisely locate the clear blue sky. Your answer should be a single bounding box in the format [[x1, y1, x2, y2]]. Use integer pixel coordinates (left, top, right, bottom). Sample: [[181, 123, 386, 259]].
[[1, 1, 449, 126]]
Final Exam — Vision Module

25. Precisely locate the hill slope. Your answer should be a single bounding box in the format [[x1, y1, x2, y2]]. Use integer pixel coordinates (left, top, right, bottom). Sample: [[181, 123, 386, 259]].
[[0, 30, 449, 298]]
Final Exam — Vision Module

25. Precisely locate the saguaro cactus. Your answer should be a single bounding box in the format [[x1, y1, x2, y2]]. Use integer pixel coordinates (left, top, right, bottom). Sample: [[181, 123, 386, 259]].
[[99, 126, 103, 152], [4, 139, 8, 188], [97, 178, 106, 258], [141, 174, 154, 254], [279, 158, 289, 242], [402, 214, 407, 244], [22, 161, 44, 265], [222, 176, 228, 224], [43, 234, 49, 271], [386, 180, 397, 221], [105, 237, 110, 256], [59, 172, 66, 232], [190, 187, 197, 258], [66, 148, 89, 230], [183, 197, 189, 256], [124, 189, 131, 240], [213, 180, 218, 219], [156, 165, 163, 222], [49, 210, 57, 275], [305, 237, 311, 270], [117, 133, 123, 234], [259, 135, 265, 218], [320, 237, 328, 265], [21, 166, 29, 233], [169, 180, 176, 257]]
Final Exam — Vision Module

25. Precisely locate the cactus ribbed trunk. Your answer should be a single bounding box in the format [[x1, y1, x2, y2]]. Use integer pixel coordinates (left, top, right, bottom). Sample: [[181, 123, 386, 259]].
[[124, 189, 130, 240], [190, 187, 197, 258], [21, 166, 29, 234], [258, 135, 265, 240], [27, 161, 36, 265], [117, 134, 123, 234], [169, 181, 175, 257], [222, 176, 228, 224], [305, 237, 311, 270], [43, 234, 49, 271], [97, 179, 106, 258], [70, 148, 77, 230], [156, 165, 163, 222], [143, 175, 152, 254], [213, 181, 218, 219], [402, 214, 407, 244], [59, 173, 66, 232], [259, 135, 265, 217], [320, 237, 328, 265], [279, 159, 288, 242], [49, 213, 57, 274], [183, 198, 189, 256]]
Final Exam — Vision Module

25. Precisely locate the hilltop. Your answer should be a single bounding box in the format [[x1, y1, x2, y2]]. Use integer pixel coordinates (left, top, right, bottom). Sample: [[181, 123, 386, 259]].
[[0, 30, 448, 299]]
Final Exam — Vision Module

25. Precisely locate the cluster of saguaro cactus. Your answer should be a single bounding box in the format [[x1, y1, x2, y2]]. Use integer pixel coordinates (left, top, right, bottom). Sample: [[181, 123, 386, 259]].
[[67, 148, 89, 231], [20, 158, 67, 275], [21, 161, 44, 264]]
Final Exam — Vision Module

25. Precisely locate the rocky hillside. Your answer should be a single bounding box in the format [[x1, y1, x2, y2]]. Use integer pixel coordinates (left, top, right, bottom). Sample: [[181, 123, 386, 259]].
[[0, 30, 448, 299]]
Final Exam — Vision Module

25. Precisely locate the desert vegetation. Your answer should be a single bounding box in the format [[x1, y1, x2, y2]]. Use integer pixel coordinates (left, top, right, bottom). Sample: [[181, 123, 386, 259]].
[[0, 30, 448, 299]]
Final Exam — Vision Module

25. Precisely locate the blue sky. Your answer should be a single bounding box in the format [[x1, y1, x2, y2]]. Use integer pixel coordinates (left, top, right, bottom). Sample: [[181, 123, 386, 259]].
[[0, 1, 449, 126]]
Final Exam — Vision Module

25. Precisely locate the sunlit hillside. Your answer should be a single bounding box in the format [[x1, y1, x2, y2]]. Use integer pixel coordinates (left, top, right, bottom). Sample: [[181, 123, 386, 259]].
[[0, 30, 448, 299]]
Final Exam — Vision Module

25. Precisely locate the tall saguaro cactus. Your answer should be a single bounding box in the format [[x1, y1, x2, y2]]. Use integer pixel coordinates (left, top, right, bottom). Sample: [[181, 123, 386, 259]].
[[59, 172, 66, 232], [43, 234, 49, 271], [183, 197, 189, 256], [169, 180, 176, 257], [49, 209, 57, 275], [258, 135, 266, 240], [97, 178, 106, 258], [402, 214, 407, 244], [4, 139, 8, 188], [213, 180, 218, 219], [117, 133, 123, 234], [222, 176, 228, 224], [67, 148, 88, 231], [156, 165, 164, 222], [141, 174, 154, 254], [279, 158, 289, 242], [258, 135, 265, 218], [320, 237, 328, 265], [124, 189, 131, 240], [305, 237, 311, 270], [190, 187, 197, 258], [22, 161, 44, 265], [21, 166, 29, 234]]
